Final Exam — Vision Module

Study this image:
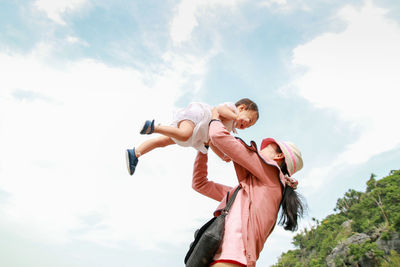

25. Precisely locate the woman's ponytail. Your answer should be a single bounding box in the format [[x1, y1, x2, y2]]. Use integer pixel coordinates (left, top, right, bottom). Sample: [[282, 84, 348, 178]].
[[278, 161, 305, 231]]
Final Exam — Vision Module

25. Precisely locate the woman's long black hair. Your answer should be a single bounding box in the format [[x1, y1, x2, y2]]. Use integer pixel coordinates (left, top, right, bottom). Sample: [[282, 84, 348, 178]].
[[278, 157, 306, 231]]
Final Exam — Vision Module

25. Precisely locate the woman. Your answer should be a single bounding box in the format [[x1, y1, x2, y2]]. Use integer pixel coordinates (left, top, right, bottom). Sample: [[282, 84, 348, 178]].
[[192, 111, 305, 267]]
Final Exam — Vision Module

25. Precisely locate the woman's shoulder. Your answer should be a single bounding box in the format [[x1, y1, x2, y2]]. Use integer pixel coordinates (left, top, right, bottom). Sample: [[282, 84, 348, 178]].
[[234, 137, 257, 152], [235, 138, 284, 177]]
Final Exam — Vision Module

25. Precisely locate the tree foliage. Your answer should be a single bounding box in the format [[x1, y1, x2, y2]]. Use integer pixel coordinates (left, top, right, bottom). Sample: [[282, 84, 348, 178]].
[[273, 169, 400, 266]]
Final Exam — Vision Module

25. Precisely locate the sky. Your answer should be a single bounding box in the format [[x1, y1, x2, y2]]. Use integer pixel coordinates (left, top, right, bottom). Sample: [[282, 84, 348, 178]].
[[0, 0, 399, 266]]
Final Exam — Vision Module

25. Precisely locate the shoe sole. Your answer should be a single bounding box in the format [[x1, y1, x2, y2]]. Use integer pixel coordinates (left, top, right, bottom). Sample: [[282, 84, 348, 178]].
[[140, 121, 149, 134], [125, 150, 133, 175]]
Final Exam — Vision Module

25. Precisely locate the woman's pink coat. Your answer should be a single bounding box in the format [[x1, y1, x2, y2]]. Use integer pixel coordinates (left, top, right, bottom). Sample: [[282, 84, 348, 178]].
[[192, 120, 286, 267]]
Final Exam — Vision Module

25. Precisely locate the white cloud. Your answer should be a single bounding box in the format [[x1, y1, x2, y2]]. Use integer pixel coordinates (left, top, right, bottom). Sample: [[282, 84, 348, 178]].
[[34, 0, 88, 25], [170, 0, 199, 45], [258, 0, 310, 13], [170, 0, 247, 45], [0, 41, 220, 248], [259, 0, 287, 8], [291, 1, 400, 190], [66, 35, 89, 46]]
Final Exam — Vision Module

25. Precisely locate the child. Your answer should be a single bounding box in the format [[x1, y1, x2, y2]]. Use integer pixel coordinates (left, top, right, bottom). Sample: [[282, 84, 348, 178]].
[[125, 98, 259, 175]]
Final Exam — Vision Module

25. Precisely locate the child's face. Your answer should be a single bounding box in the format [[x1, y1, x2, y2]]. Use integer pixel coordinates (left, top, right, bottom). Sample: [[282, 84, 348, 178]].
[[236, 109, 258, 129]]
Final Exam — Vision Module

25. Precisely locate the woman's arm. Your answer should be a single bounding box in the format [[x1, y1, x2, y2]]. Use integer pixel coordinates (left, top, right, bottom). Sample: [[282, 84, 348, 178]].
[[216, 104, 237, 121], [209, 120, 278, 182], [209, 142, 231, 162], [192, 152, 232, 202]]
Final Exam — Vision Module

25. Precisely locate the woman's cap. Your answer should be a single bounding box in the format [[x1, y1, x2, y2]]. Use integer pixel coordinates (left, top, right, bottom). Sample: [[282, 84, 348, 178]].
[[260, 138, 303, 176]]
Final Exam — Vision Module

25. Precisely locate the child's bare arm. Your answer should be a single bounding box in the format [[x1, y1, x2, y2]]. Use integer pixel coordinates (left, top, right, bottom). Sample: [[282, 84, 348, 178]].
[[216, 104, 237, 121]]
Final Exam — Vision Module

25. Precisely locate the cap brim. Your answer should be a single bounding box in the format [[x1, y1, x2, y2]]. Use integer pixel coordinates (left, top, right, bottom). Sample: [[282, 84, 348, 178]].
[[260, 138, 278, 150]]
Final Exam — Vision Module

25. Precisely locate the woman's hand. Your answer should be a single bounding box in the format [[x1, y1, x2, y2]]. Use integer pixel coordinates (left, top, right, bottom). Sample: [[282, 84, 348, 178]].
[[211, 107, 221, 120], [222, 155, 232, 163]]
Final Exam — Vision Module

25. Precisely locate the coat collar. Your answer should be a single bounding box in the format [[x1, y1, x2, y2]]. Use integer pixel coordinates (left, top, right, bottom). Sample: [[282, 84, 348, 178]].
[[234, 137, 286, 188]]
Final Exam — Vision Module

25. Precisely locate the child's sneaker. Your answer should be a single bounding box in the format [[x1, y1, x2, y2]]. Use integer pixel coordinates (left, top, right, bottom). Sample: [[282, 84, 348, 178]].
[[140, 120, 155, 135], [125, 148, 139, 175]]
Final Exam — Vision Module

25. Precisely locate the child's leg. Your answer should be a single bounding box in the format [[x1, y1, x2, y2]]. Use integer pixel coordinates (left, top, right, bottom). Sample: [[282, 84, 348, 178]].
[[153, 120, 195, 142], [135, 136, 175, 157]]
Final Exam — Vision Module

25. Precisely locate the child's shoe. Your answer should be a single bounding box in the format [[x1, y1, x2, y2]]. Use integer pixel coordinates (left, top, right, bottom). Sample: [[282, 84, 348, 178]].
[[140, 120, 155, 135], [125, 148, 139, 175]]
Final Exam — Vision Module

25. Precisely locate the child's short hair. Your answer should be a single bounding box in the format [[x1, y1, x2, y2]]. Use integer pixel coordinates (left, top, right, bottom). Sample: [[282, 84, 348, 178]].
[[235, 98, 259, 119]]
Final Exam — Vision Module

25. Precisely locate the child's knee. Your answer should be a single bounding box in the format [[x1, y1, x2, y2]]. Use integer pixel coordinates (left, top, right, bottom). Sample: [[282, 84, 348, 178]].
[[177, 121, 194, 141], [180, 131, 192, 141]]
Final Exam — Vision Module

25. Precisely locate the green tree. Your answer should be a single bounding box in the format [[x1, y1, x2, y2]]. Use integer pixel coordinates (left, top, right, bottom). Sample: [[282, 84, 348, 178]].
[[274, 169, 400, 267], [334, 189, 362, 214]]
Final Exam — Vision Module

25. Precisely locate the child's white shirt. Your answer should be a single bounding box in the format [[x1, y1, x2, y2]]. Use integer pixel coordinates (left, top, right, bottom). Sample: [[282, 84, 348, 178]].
[[170, 102, 238, 153]]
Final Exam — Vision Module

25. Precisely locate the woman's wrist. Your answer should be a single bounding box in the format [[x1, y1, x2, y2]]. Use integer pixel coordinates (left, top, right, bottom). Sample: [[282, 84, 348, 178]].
[[211, 107, 221, 121], [209, 119, 221, 126]]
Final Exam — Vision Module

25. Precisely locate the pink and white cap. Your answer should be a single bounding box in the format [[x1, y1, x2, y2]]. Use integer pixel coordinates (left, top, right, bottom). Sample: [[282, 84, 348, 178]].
[[260, 138, 303, 176]]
